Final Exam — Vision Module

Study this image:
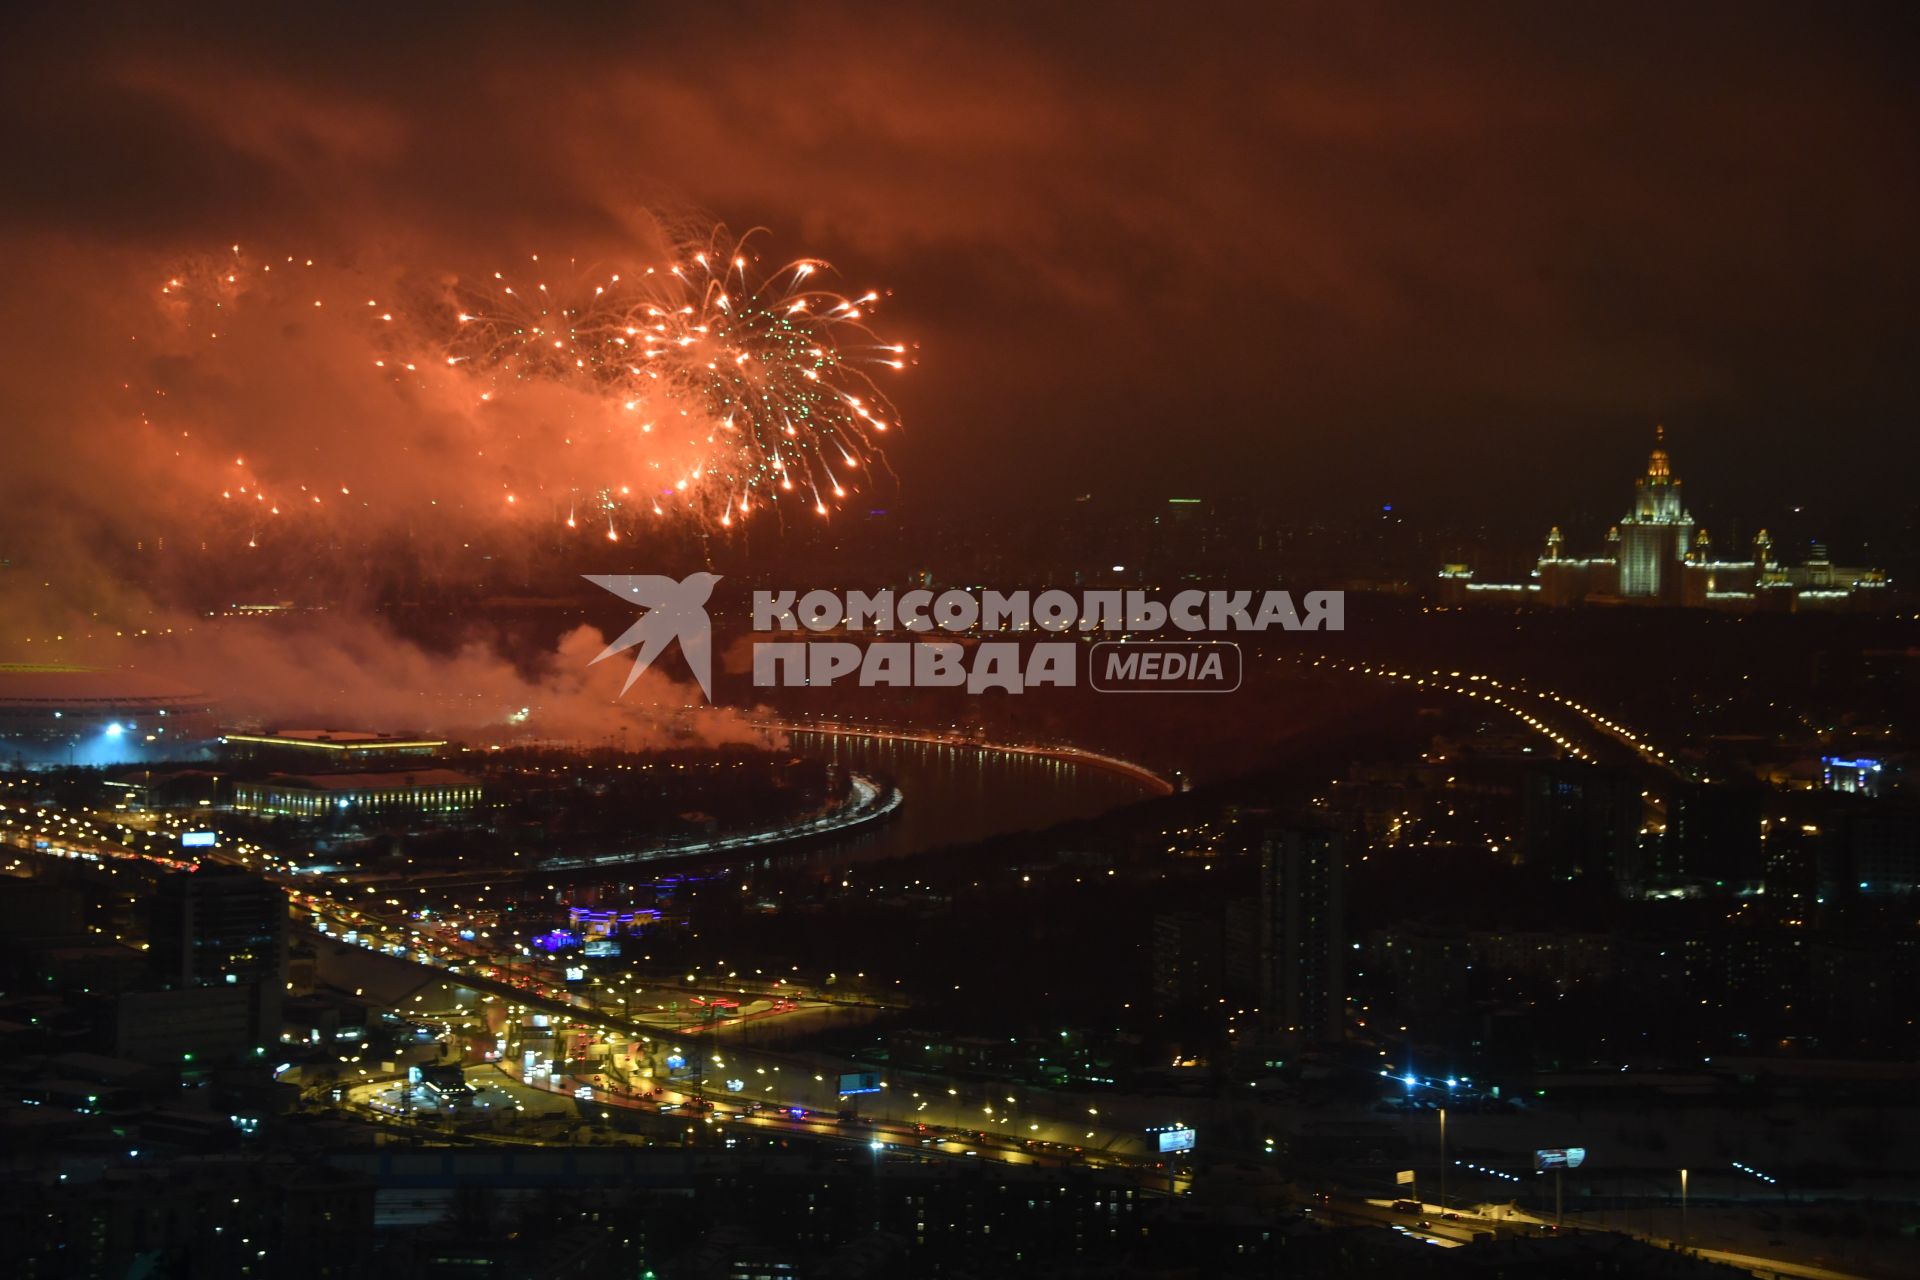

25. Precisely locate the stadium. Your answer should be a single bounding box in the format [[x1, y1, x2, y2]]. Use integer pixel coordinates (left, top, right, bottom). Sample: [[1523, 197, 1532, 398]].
[[0, 664, 216, 767]]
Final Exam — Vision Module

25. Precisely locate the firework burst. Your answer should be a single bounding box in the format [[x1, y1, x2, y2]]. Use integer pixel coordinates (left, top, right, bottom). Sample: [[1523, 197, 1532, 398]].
[[434, 227, 907, 526], [151, 228, 910, 544]]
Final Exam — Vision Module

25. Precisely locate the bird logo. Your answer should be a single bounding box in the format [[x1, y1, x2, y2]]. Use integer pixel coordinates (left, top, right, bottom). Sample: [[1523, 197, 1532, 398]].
[[584, 572, 723, 701]]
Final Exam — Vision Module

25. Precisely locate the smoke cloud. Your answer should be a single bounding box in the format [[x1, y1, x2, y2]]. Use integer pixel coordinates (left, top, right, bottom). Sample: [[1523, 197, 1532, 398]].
[[0, 237, 773, 742]]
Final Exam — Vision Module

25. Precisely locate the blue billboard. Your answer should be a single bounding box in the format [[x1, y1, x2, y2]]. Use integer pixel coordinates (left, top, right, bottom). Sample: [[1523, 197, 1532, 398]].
[[837, 1071, 882, 1096]]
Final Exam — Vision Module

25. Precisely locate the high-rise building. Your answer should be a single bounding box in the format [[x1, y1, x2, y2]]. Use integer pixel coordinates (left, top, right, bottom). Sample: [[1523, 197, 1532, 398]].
[[1257, 823, 1345, 1044], [1615, 425, 1695, 599], [1519, 760, 1643, 887], [1659, 782, 1766, 890], [147, 865, 287, 1055], [1151, 902, 1258, 1012]]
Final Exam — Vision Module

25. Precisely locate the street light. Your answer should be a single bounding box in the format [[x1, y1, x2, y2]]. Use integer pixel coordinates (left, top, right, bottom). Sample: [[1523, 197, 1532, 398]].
[[1438, 1108, 1447, 1213], [1679, 1168, 1689, 1249]]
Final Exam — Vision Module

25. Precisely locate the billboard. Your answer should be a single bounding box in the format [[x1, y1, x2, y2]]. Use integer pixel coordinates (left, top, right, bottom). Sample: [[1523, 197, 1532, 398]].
[[837, 1071, 882, 1096], [1156, 1128, 1197, 1154], [180, 830, 217, 848], [1533, 1147, 1587, 1170]]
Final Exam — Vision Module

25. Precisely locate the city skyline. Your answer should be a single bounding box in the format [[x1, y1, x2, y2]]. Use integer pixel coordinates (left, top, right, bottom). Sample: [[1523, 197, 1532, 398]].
[[1, 6, 1915, 1278]]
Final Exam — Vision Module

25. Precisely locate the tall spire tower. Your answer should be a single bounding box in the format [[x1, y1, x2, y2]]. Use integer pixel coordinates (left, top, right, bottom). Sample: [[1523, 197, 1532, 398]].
[[1616, 424, 1695, 598]]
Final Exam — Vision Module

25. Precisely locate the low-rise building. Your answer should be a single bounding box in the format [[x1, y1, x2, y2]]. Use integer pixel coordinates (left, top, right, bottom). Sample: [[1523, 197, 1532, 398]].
[[230, 768, 482, 818]]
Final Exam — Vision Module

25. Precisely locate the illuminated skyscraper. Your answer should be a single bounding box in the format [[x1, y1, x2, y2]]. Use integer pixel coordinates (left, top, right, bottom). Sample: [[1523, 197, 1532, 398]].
[[1615, 425, 1694, 599]]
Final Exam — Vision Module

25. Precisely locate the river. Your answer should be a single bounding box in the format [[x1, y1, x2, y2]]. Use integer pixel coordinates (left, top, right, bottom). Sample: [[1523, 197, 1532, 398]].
[[762, 730, 1161, 868]]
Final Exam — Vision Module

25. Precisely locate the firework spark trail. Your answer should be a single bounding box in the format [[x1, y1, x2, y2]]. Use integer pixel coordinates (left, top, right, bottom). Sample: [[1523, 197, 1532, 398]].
[[441, 228, 907, 528], [152, 228, 910, 544]]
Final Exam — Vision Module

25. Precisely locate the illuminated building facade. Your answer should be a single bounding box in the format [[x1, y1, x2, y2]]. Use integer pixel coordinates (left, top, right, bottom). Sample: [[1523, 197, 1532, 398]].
[[1615, 425, 1694, 599], [1822, 756, 1886, 798], [230, 768, 483, 818], [1439, 427, 1890, 611]]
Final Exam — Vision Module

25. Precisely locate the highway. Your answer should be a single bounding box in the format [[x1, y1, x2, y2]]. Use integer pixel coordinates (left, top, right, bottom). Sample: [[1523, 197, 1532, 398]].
[[285, 871, 1181, 1182]]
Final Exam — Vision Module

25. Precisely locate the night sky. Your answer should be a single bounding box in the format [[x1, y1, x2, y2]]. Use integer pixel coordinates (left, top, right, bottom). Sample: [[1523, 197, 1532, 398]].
[[1, 2, 1914, 535]]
